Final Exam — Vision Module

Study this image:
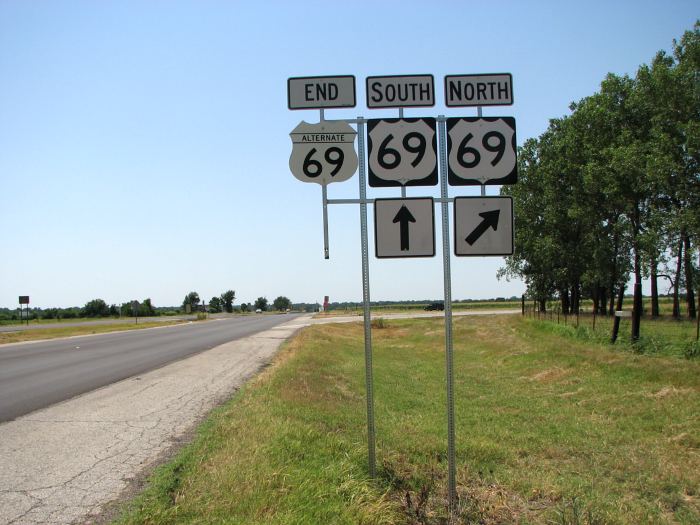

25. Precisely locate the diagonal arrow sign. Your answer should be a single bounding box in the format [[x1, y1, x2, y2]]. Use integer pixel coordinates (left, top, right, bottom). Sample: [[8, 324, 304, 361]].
[[465, 209, 500, 246], [393, 205, 416, 251]]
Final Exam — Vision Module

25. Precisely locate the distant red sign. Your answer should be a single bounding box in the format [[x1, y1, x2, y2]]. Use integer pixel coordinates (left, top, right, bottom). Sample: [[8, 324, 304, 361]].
[[19, 296, 29, 305], [323, 296, 329, 310]]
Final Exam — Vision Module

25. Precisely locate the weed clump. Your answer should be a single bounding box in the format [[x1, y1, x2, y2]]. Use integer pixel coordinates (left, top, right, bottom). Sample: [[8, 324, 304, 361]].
[[372, 318, 387, 329]]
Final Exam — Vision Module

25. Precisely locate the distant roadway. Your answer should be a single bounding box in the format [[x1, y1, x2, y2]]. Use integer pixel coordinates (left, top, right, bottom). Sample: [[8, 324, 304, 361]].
[[0, 314, 300, 422]]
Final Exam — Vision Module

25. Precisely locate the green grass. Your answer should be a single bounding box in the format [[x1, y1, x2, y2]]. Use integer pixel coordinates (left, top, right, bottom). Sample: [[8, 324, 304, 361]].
[[0, 320, 186, 344], [527, 310, 699, 359], [317, 301, 520, 317], [0, 316, 101, 326], [114, 315, 700, 524]]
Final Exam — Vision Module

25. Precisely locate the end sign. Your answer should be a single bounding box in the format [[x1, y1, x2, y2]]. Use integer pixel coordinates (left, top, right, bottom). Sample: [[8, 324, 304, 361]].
[[288, 75, 356, 110]]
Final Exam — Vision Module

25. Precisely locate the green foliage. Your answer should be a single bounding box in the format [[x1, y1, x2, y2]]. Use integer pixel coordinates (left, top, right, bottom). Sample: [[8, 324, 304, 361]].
[[239, 302, 250, 313], [502, 23, 700, 318], [182, 291, 200, 309], [120, 299, 157, 317], [220, 290, 235, 313], [81, 298, 109, 317], [371, 317, 386, 329], [684, 340, 700, 359], [141, 298, 156, 317], [208, 296, 222, 313], [254, 296, 268, 312], [272, 295, 291, 311]]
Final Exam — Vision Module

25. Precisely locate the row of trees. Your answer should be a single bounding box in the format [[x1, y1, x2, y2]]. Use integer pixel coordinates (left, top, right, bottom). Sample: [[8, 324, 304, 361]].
[[501, 23, 699, 327], [182, 290, 236, 313], [83, 298, 157, 317], [182, 292, 292, 313]]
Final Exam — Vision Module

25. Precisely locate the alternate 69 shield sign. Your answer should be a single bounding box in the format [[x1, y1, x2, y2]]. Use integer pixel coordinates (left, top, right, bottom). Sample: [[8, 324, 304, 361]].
[[289, 120, 358, 185]]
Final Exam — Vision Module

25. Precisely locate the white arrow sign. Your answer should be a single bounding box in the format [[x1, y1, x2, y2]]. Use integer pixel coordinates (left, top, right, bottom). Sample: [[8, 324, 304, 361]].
[[289, 121, 358, 185], [374, 198, 435, 258], [367, 118, 438, 187], [454, 196, 513, 256], [447, 117, 517, 186]]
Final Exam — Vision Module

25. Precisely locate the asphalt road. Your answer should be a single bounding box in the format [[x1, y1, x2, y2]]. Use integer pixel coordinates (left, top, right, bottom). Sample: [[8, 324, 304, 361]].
[[0, 314, 300, 422]]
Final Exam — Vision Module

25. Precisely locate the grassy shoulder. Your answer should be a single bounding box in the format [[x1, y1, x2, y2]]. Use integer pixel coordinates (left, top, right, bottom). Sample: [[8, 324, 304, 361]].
[[315, 302, 521, 317], [0, 320, 187, 344], [114, 315, 699, 524]]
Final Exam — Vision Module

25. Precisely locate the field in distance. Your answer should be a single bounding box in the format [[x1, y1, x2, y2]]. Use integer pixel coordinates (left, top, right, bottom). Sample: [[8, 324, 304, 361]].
[[0, 320, 188, 344], [115, 314, 699, 524]]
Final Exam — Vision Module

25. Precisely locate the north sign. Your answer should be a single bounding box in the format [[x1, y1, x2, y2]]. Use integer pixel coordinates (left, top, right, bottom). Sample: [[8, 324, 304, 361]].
[[447, 117, 517, 186], [289, 120, 358, 185], [367, 118, 437, 187], [444, 73, 513, 107], [287, 75, 356, 110], [374, 198, 435, 258], [366, 75, 435, 108], [454, 196, 513, 256]]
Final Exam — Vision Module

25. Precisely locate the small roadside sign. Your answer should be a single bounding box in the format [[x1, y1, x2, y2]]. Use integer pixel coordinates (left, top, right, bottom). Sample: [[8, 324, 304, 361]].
[[454, 196, 513, 256], [287, 75, 356, 110], [444, 73, 513, 107], [367, 118, 437, 187], [374, 198, 435, 258], [366, 75, 434, 108], [447, 117, 517, 186], [19, 296, 29, 305], [289, 120, 358, 184]]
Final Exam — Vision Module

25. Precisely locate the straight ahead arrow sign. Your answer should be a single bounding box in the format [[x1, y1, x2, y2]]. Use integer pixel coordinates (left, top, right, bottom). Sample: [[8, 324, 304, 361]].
[[393, 205, 416, 251], [465, 209, 500, 246]]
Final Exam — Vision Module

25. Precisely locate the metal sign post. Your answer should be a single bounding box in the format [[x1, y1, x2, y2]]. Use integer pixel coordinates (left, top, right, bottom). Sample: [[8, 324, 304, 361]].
[[288, 72, 518, 515], [437, 116, 457, 511], [357, 117, 377, 477], [19, 296, 29, 326]]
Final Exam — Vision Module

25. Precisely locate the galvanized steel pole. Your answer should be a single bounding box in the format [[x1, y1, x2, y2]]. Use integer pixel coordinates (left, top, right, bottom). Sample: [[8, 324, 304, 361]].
[[438, 115, 457, 511], [357, 117, 377, 477]]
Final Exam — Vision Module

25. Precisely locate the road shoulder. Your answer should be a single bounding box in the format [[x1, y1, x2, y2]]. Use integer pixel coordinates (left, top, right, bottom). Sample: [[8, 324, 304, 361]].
[[0, 315, 312, 525]]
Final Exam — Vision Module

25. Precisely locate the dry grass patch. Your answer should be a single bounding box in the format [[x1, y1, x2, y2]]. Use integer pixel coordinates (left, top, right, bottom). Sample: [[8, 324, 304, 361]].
[[115, 314, 700, 525]]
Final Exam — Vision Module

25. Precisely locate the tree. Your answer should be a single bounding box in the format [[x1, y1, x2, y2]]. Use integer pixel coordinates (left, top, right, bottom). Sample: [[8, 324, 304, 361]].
[[182, 291, 200, 311], [240, 303, 249, 312], [208, 296, 222, 313], [141, 298, 156, 316], [82, 298, 109, 317], [254, 297, 268, 311], [220, 290, 235, 313], [273, 296, 291, 311]]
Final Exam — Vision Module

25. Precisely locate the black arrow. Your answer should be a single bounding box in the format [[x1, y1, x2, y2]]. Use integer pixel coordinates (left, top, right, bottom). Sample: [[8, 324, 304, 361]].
[[393, 205, 416, 251], [465, 209, 500, 246]]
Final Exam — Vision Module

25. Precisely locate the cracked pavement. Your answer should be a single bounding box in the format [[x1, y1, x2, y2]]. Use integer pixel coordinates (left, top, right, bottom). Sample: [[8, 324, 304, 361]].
[[0, 315, 314, 525]]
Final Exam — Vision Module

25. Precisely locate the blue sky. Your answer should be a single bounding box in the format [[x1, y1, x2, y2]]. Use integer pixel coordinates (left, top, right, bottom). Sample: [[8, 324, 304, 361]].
[[1, 1, 697, 309]]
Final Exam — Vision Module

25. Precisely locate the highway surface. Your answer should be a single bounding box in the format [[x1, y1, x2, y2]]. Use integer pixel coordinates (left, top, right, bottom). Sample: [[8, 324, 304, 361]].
[[0, 314, 299, 422]]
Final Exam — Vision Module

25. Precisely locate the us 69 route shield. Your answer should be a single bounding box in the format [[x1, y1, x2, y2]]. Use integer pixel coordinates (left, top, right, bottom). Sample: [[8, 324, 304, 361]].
[[447, 117, 517, 186], [367, 118, 438, 187]]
